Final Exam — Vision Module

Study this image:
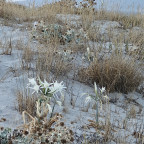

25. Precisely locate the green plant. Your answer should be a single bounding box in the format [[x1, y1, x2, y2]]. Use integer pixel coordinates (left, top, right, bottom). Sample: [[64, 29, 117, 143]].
[[82, 82, 109, 124], [27, 77, 66, 119], [0, 127, 11, 144], [31, 21, 88, 45]]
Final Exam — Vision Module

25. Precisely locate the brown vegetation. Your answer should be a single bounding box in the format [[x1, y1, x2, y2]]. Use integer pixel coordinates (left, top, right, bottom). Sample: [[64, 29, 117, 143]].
[[78, 56, 143, 93]]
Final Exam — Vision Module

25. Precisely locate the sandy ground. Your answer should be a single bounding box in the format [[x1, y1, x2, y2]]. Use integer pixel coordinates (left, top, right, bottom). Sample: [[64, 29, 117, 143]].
[[0, 16, 144, 143]]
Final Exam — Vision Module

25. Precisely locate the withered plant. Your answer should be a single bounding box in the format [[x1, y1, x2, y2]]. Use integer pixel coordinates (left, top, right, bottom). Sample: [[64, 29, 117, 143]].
[[78, 55, 143, 93], [16, 90, 37, 117]]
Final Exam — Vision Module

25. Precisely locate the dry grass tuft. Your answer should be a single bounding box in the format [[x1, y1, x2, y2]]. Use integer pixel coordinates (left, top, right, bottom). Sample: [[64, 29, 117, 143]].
[[36, 45, 72, 78], [0, 0, 76, 22], [16, 90, 37, 117], [78, 55, 143, 93], [21, 45, 34, 70], [0, 2, 26, 20], [1, 38, 12, 55], [95, 11, 144, 29]]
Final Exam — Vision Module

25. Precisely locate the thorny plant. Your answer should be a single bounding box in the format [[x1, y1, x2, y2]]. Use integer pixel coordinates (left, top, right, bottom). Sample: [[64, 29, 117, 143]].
[[0, 127, 12, 144], [20, 112, 74, 144], [0, 114, 74, 144], [31, 20, 89, 45], [79, 0, 97, 15], [82, 82, 109, 124]]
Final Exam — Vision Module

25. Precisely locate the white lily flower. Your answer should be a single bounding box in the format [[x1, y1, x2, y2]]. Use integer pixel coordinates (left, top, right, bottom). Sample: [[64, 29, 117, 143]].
[[84, 33, 88, 39], [33, 21, 38, 30], [41, 79, 52, 94], [56, 101, 62, 106], [27, 78, 37, 86], [49, 81, 66, 94], [34, 21, 38, 26], [66, 30, 72, 35], [47, 104, 52, 114], [85, 95, 91, 103], [87, 47, 90, 53], [100, 87, 105, 93], [29, 84, 39, 94]]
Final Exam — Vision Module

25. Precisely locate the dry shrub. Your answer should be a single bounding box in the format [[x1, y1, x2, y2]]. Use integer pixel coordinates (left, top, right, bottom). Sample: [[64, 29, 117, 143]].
[[51, 55, 72, 77], [21, 45, 34, 70], [0, 2, 26, 20], [126, 31, 144, 60], [38, 0, 76, 15], [95, 10, 144, 29], [0, 1, 55, 22], [78, 55, 143, 93], [0, 0, 76, 22], [1, 38, 12, 55], [69, 43, 86, 53], [36, 45, 72, 78], [87, 27, 103, 42], [16, 90, 37, 116]]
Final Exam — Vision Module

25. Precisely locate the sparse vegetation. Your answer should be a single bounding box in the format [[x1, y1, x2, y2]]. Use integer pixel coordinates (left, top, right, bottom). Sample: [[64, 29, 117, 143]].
[[16, 90, 37, 116], [78, 55, 143, 93], [0, 0, 144, 143]]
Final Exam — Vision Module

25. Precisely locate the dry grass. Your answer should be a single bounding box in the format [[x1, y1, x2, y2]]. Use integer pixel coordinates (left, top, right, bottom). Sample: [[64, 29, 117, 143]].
[[0, 0, 77, 23], [0, 1, 144, 143], [21, 44, 34, 70], [36, 45, 72, 78], [16, 90, 37, 117], [0, 0, 144, 27], [95, 11, 144, 29], [38, 0, 77, 15], [0, 38, 12, 55], [0, 2, 27, 20], [78, 55, 143, 93]]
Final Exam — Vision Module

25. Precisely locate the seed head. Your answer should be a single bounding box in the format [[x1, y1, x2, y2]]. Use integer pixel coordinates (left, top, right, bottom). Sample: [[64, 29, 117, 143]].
[[60, 122, 64, 127]]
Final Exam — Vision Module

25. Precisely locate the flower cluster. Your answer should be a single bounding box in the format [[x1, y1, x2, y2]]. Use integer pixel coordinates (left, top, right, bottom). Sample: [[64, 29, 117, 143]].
[[27, 77, 66, 118], [27, 77, 66, 96]]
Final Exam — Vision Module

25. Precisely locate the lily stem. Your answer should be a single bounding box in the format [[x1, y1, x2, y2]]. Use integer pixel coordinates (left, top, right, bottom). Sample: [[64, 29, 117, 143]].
[[50, 100, 56, 118]]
